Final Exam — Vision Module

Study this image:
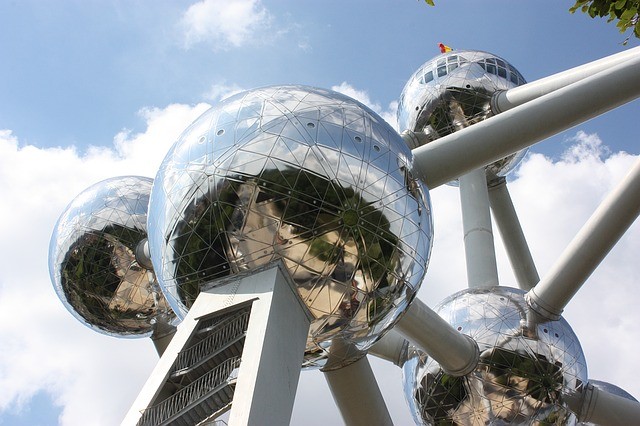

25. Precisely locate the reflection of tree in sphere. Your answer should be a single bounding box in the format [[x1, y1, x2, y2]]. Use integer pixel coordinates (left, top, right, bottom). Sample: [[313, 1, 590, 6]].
[[148, 85, 433, 368], [402, 287, 587, 425], [397, 50, 528, 180], [49, 176, 175, 337]]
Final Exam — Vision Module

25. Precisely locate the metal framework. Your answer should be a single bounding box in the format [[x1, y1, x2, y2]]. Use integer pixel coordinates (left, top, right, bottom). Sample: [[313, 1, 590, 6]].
[[119, 47, 640, 425]]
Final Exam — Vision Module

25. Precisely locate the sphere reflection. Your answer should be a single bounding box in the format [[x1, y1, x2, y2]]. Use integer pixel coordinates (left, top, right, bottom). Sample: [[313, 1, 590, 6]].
[[49, 176, 175, 337], [398, 50, 528, 180], [148, 85, 433, 368], [403, 287, 587, 425]]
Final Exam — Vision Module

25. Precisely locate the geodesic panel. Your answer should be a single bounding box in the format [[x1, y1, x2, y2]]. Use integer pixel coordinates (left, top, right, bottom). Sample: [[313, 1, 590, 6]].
[[49, 176, 176, 337], [402, 286, 587, 425], [398, 50, 528, 181], [148, 85, 433, 368]]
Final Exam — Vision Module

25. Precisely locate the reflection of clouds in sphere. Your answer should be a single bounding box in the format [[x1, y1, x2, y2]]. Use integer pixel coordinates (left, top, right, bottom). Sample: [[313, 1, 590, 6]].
[[397, 50, 528, 180], [403, 287, 587, 425], [147, 85, 433, 368], [49, 176, 176, 337]]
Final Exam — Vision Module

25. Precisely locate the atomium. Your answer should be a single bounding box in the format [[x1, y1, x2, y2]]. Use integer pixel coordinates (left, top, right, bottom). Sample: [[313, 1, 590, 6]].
[[49, 176, 175, 337], [147, 85, 433, 368], [402, 286, 587, 425], [397, 50, 528, 181]]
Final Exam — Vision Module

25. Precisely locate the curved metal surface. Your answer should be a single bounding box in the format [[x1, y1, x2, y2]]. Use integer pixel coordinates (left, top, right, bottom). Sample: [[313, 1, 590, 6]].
[[397, 50, 528, 182], [49, 176, 176, 337], [402, 286, 587, 425], [147, 85, 433, 368]]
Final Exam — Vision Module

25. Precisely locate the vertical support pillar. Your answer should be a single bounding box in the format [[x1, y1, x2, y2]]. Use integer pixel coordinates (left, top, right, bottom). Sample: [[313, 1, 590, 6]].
[[122, 262, 312, 426], [228, 265, 312, 426], [324, 353, 393, 426], [459, 168, 499, 288]]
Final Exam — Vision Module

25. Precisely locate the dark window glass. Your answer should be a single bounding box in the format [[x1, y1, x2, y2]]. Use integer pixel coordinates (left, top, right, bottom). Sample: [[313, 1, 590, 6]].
[[424, 71, 434, 84], [448, 63, 458, 73]]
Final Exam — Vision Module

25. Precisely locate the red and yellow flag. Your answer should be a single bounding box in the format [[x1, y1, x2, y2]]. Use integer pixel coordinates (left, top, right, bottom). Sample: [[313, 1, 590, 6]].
[[438, 43, 452, 53]]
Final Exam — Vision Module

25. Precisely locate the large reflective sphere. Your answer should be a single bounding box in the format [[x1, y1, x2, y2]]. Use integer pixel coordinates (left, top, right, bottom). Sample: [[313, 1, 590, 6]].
[[403, 287, 587, 425], [49, 176, 175, 337], [148, 85, 433, 368], [398, 50, 527, 179]]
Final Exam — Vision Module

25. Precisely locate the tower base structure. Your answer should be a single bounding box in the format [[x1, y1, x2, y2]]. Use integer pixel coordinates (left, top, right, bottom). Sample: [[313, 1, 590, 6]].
[[123, 262, 312, 426]]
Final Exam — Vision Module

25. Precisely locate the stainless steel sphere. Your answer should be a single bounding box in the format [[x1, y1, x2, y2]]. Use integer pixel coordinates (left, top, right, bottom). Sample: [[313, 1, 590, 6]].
[[403, 286, 587, 425], [147, 85, 433, 368], [398, 50, 528, 181], [49, 176, 175, 337]]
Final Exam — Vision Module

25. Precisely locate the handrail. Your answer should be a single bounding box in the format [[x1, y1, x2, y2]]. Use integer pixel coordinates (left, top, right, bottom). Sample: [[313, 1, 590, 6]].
[[137, 357, 241, 426], [173, 311, 249, 373]]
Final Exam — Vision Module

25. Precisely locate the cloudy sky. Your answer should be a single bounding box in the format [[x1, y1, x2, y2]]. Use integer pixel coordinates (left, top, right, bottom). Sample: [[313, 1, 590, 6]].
[[0, 1, 639, 425]]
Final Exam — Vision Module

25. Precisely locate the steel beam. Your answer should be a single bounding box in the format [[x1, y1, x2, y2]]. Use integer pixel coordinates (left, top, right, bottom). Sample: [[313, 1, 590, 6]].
[[395, 297, 479, 376], [527, 158, 640, 320], [488, 178, 539, 291], [412, 53, 640, 189]]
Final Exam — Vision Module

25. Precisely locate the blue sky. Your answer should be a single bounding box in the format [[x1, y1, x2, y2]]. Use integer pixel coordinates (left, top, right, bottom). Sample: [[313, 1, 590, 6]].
[[0, 1, 639, 425]]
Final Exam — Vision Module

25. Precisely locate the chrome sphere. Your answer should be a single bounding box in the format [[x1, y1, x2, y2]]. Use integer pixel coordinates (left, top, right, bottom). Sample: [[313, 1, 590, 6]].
[[398, 50, 528, 180], [148, 85, 433, 368], [49, 176, 175, 337], [403, 287, 587, 425]]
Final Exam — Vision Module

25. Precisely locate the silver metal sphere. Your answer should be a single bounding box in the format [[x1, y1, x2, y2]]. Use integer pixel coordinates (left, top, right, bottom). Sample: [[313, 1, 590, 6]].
[[147, 85, 433, 368], [402, 286, 587, 425], [398, 50, 528, 180], [49, 176, 176, 337]]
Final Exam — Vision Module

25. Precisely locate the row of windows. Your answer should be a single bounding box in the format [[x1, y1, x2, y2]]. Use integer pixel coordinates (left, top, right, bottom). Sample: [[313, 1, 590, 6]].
[[414, 55, 526, 86], [478, 57, 526, 85]]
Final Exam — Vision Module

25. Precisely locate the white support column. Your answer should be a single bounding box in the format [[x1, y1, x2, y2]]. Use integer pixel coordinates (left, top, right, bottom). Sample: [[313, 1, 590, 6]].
[[395, 297, 478, 376], [229, 265, 312, 426], [412, 53, 640, 189], [488, 178, 539, 291], [368, 329, 409, 367], [122, 262, 312, 426], [527, 158, 640, 320], [565, 383, 640, 425], [324, 355, 393, 426], [459, 168, 499, 288]]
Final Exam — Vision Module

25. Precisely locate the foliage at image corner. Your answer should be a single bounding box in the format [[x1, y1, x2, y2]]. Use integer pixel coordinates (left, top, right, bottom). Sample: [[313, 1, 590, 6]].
[[570, 0, 640, 43], [421, 0, 640, 42]]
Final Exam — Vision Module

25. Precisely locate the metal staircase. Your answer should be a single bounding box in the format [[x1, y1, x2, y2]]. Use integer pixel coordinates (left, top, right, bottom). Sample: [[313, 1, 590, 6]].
[[137, 308, 250, 426]]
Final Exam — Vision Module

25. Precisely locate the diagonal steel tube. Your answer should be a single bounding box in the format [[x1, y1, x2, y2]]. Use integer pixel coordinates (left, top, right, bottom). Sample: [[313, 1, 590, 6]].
[[492, 46, 640, 113], [488, 178, 539, 291], [527, 158, 640, 320], [412, 53, 640, 189], [395, 297, 479, 376]]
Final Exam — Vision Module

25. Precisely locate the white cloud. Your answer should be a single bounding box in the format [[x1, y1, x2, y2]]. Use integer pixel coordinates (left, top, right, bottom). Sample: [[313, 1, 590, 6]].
[[0, 103, 208, 425], [204, 82, 245, 102], [331, 82, 399, 130], [180, 0, 271, 50], [0, 120, 638, 425]]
